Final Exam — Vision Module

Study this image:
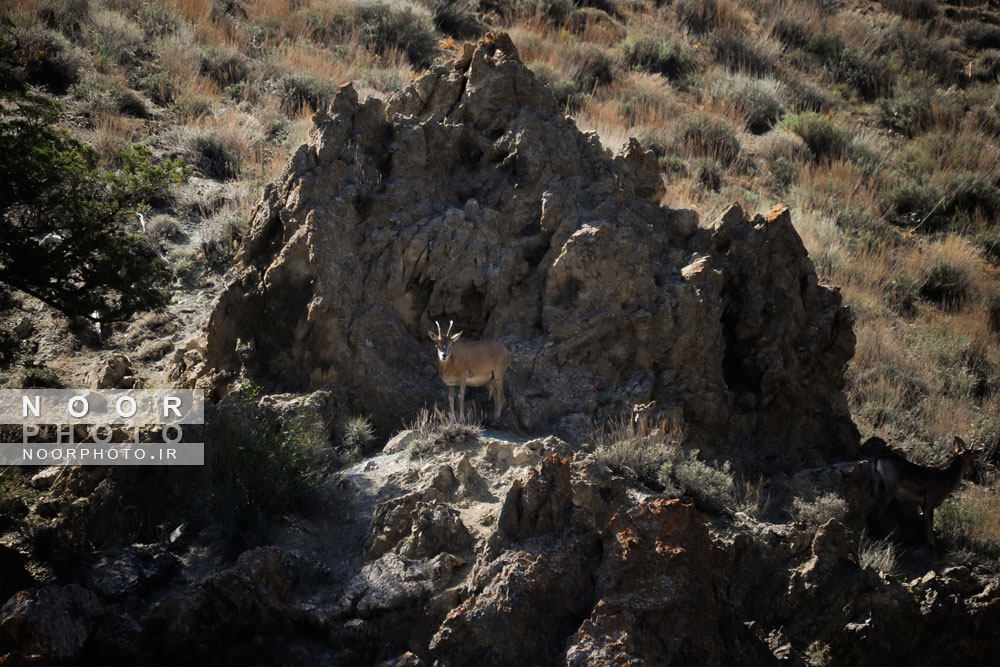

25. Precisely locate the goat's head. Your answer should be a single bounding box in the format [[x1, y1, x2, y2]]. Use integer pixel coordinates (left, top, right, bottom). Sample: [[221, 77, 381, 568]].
[[631, 401, 656, 424], [427, 320, 462, 362]]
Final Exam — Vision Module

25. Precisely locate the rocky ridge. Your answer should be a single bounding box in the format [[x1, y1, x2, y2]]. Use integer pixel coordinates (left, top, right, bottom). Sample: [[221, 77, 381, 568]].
[[3, 433, 999, 665], [196, 33, 857, 469]]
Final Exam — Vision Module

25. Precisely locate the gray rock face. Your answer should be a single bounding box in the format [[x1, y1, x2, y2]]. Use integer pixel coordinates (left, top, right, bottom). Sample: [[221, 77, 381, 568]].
[[201, 33, 856, 465]]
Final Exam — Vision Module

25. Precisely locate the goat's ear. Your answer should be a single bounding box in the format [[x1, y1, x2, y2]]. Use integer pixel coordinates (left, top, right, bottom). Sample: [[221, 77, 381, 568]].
[[954, 436, 967, 453], [451, 332, 463, 342], [427, 331, 436, 341]]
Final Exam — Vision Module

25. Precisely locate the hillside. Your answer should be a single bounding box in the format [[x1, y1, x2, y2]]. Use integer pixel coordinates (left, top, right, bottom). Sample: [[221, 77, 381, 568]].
[[2, 0, 1000, 664]]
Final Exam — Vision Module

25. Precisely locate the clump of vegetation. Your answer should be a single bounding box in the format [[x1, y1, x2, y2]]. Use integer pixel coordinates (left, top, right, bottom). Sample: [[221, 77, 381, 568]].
[[938, 483, 1000, 563], [359, 1, 439, 68], [277, 71, 337, 115], [708, 28, 778, 77], [711, 72, 785, 133], [182, 127, 245, 180], [792, 492, 847, 528], [621, 34, 697, 82], [857, 532, 898, 576], [407, 406, 483, 457], [593, 413, 684, 490], [659, 450, 766, 517], [681, 113, 742, 166], [432, 0, 484, 39], [338, 415, 376, 464], [71, 72, 148, 117], [779, 112, 849, 162], [209, 382, 329, 536]]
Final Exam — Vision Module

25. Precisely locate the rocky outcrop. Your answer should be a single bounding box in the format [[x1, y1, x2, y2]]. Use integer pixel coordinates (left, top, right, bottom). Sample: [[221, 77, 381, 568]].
[[143, 546, 293, 663], [0, 585, 102, 663], [200, 33, 857, 466]]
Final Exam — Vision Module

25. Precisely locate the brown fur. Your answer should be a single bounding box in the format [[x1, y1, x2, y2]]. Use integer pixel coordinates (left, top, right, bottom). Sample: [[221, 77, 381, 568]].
[[428, 321, 511, 423], [868, 436, 977, 547]]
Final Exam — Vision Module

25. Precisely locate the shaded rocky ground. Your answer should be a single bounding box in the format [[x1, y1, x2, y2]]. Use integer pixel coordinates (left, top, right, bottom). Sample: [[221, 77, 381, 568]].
[[2, 431, 1000, 666]]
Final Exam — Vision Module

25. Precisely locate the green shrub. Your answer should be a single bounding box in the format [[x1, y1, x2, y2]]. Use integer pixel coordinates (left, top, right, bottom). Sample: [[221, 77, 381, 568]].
[[681, 113, 741, 166], [200, 211, 249, 265], [6, 24, 88, 93], [184, 128, 243, 180], [0, 95, 186, 362], [135, 2, 180, 38], [200, 46, 250, 87], [359, 1, 439, 69], [209, 383, 328, 535], [71, 72, 148, 118], [659, 450, 765, 517], [961, 20, 1000, 50], [778, 112, 849, 161], [711, 73, 785, 133], [278, 71, 337, 115], [675, 0, 728, 35], [882, 0, 937, 21], [974, 49, 1000, 83], [593, 414, 683, 490], [570, 43, 616, 92], [919, 259, 972, 310], [432, 0, 484, 39], [338, 415, 376, 462], [792, 492, 847, 528], [86, 8, 147, 66], [708, 29, 777, 76], [621, 34, 697, 82], [938, 486, 1000, 561]]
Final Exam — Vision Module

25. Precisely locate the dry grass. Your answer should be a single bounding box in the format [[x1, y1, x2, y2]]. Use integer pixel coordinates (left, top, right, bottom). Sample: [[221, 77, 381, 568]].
[[93, 112, 143, 166]]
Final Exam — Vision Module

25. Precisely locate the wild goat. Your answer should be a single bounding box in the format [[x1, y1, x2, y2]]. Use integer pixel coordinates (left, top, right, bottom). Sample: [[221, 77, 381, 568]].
[[428, 320, 510, 423], [631, 401, 656, 439], [864, 435, 978, 547]]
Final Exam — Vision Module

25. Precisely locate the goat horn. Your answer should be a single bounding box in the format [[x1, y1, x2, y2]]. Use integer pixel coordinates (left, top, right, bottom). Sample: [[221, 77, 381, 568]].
[[447, 320, 454, 336], [435, 320, 442, 338]]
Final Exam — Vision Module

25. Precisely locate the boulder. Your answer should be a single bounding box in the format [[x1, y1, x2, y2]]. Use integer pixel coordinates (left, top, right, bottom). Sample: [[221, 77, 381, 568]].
[[86, 544, 179, 600], [0, 585, 103, 663], [565, 499, 772, 665], [200, 32, 857, 468], [143, 546, 292, 663]]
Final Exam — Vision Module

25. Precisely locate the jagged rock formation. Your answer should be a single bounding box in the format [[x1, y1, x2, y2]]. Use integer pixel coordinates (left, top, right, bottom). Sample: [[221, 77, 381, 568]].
[[200, 33, 857, 466]]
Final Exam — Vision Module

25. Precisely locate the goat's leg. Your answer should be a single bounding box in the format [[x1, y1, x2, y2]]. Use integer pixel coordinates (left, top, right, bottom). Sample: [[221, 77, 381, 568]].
[[494, 372, 504, 422], [448, 386, 456, 423], [458, 377, 466, 424]]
